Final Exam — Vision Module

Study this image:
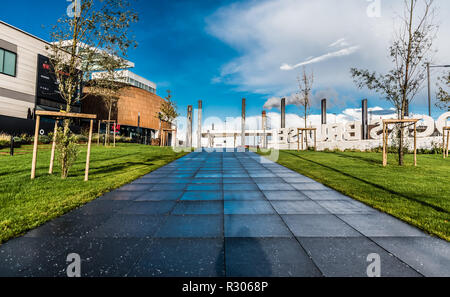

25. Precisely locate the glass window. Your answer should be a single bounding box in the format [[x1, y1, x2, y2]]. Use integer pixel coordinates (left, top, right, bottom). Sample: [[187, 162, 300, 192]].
[[0, 49, 17, 76]]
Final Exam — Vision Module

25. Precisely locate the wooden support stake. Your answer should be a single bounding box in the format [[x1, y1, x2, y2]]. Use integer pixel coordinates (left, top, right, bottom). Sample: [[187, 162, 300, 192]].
[[49, 120, 58, 174], [297, 129, 300, 152], [446, 130, 450, 158], [443, 130, 446, 159], [414, 122, 417, 167], [85, 119, 94, 182], [314, 130, 317, 151], [31, 115, 40, 180], [301, 131, 304, 151], [382, 123, 387, 167], [113, 122, 116, 147], [97, 121, 100, 146]]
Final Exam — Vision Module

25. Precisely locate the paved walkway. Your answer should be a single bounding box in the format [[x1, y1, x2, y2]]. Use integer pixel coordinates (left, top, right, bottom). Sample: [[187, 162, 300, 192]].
[[1, 150, 449, 277]]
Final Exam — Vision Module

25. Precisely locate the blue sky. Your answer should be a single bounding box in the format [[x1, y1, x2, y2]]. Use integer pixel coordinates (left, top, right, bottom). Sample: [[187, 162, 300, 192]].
[[1, 0, 449, 121]]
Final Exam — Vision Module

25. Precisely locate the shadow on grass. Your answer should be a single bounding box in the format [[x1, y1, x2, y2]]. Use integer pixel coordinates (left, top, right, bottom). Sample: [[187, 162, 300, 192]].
[[333, 152, 383, 165], [284, 151, 450, 215]]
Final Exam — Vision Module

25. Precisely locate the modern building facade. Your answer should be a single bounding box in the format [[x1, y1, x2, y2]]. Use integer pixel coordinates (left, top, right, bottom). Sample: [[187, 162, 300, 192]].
[[0, 21, 174, 145], [0, 21, 83, 135], [0, 21, 51, 120]]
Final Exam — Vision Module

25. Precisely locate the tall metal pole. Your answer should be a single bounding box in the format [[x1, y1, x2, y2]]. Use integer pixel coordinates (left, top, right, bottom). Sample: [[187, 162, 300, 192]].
[[281, 98, 286, 129], [197, 100, 202, 149], [362, 99, 369, 140], [262, 111, 267, 149], [241, 98, 246, 147], [187, 105, 193, 148], [321, 99, 327, 125]]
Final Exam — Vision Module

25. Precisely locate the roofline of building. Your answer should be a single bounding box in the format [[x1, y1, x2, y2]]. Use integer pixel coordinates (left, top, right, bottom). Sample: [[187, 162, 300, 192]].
[[0, 20, 52, 46]]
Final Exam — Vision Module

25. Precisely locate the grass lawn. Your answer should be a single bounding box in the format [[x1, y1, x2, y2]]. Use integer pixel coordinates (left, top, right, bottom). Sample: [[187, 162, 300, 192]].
[[0, 144, 188, 244], [258, 150, 450, 241]]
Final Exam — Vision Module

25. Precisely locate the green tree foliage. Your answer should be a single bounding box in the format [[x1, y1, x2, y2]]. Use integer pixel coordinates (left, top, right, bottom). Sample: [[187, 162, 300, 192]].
[[47, 0, 138, 178], [350, 0, 437, 165]]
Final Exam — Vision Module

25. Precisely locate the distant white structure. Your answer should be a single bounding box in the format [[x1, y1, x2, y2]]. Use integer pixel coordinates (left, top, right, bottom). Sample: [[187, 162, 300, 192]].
[[268, 112, 450, 151], [91, 70, 157, 94], [190, 112, 450, 151]]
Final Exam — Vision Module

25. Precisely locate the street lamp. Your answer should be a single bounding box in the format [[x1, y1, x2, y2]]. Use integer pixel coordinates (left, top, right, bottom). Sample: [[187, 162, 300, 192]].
[[426, 63, 450, 117]]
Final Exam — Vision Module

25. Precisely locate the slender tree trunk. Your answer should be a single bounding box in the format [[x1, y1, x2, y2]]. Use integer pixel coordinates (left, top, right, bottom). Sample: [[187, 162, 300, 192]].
[[398, 0, 415, 166], [304, 105, 308, 148], [159, 119, 162, 147], [107, 103, 112, 146]]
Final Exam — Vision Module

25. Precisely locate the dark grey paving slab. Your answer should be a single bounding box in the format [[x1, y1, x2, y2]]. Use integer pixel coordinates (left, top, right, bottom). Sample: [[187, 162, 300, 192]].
[[271, 201, 330, 215], [224, 201, 275, 215], [225, 238, 322, 277], [224, 183, 259, 191], [150, 178, 193, 184], [172, 201, 223, 215], [297, 237, 422, 277], [155, 215, 223, 238], [27, 238, 147, 277], [256, 183, 296, 191], [69, 200, 132, 216], [118, 202, 176, 215], [225, 215, 292, 238], [262, 190, 309, 201], [0, 237, 81, 277], [101, 190, 147, 201], [338, 214, 427, 237], [117, 184, 153, 192], [196, 173, 223, 178], [187, 184, 222, 191], [291, 183, 330, 191], [371, 237, 450, 277], [135, 191, 183, 201], [180, 191, 222, 201], [189, 178, 222, 184], [128, 238, 224, 277], [317, 200, 378, 215], [222, 177, 254, 184], [151, 184, 187, 191], [87, 214, 164, 238], [24, 214, 111, 238], [282, 215, 362, 237], [251, 177, 286, 184], [224, 191, 266, 201], [223, 173, 249, 178]]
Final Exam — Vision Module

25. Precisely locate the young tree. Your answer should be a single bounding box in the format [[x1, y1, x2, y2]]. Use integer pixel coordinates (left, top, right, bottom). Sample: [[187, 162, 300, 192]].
[[296, 67, 314, 148], [157, 90, 179, 146], [351, 0, 437, 165], [88, 57, 129, 146], [436, 71, 450, 110], [48, 0, 138, 178]]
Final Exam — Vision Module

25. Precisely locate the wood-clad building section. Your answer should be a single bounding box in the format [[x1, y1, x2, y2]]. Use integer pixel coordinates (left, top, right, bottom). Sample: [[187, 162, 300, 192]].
[[82, 85, 171, 132], [117, 87, 170, 131]]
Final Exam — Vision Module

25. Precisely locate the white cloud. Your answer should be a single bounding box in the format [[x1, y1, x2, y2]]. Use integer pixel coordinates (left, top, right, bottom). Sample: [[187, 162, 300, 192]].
[[329, 38, 350, 48], [206, 0, 450, 107], [280, 45, 361, 70], [263, 87, 352, 110]]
